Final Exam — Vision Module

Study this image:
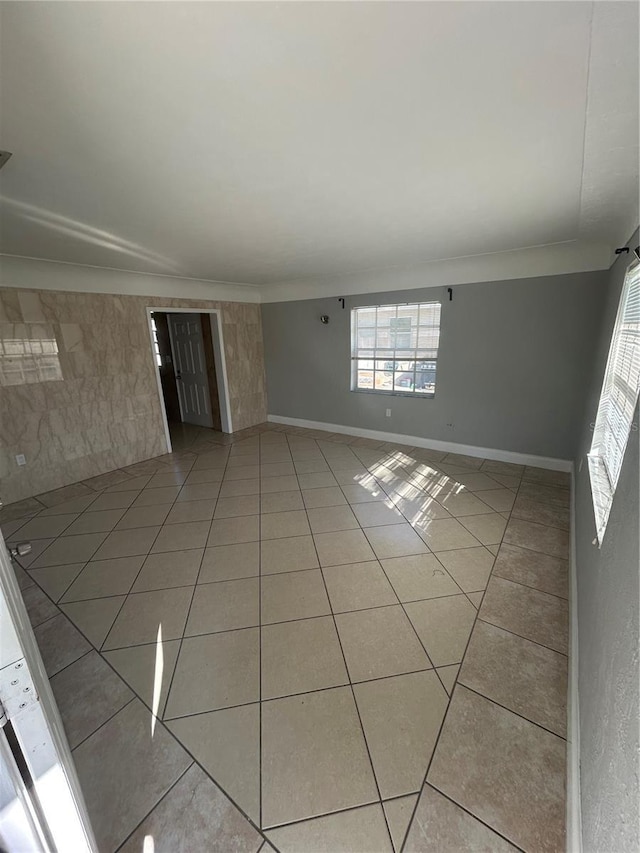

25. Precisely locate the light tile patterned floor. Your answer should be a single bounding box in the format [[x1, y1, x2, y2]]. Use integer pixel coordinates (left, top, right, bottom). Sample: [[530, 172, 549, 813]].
[[1, 422, 570, 852]]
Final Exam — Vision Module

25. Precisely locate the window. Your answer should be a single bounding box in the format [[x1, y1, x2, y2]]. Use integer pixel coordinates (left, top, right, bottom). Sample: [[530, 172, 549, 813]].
[[588, 259, 640, 544], [0, 327, 63, 386], [351, 301, 441, 396]]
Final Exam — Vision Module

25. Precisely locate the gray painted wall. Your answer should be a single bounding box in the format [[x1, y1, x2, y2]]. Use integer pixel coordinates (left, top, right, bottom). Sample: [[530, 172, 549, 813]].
[[262, 271, 607, 459], [574, 232, 639, 853]]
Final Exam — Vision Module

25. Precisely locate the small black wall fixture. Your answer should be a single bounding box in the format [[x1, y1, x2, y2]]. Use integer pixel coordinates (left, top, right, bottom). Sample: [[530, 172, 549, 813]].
[[338, 298, 345, 309], [320, 315, 330, 324], [447, 287, 453, 302], [615, 246, 640, 260]]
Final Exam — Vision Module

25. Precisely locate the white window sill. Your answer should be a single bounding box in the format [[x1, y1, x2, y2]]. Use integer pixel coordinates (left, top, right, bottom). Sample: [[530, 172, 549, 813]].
[[350, 388, 435, 400], [587, 454, 614, 547]]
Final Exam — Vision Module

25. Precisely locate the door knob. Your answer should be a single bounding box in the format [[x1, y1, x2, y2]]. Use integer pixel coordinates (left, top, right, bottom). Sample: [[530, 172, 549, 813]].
[[9, 542, 32, 559]]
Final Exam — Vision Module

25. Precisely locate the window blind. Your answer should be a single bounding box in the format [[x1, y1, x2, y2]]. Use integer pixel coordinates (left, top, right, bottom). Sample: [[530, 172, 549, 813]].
[[351, 302, 441, 396], [588, 259, 640, 543]]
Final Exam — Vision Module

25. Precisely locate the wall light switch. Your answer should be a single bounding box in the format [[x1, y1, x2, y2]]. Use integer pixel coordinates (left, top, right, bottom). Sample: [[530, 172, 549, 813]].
[[15, 454, 26, 466], [385, 409, 391, 418]]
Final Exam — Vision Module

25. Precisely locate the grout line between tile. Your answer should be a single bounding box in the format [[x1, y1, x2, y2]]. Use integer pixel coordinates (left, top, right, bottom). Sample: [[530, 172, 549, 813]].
[[398, 461, 570, 851], [161, 450, 230, 711], [398, 473, 517, 853], [161, 661, 437, 723], [423, 781, 527, 853], [262, 796, 392, 834], [112, 761, 196, 853], [456, 682, 567, 741], [319, 446, 469, 700], [498, 537, 570, 561], [9, 424, 571, 851], [42, 647, 94, 681], [490, 570, 569, 601], [476, 616, 569, 657], [70, 695, 138, 753], [306, 435, 406, 851]]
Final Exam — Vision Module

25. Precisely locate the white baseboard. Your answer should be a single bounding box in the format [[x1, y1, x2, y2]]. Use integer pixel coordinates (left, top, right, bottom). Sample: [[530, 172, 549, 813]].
[[267, 414, 574, 472], [566, 470, 582, 853]]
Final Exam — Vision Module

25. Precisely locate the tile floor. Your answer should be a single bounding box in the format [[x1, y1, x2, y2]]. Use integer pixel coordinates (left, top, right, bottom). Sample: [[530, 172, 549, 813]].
[[1, 421, 570, 852]]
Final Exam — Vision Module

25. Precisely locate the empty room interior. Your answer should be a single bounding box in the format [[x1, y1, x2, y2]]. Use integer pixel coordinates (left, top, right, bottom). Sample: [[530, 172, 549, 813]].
[[0, 2, 638, 852]]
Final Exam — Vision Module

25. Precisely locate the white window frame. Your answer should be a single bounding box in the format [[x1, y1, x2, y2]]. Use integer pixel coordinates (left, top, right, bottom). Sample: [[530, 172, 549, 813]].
[[588, 258, 640, 545], [350, 301, 441, 398]]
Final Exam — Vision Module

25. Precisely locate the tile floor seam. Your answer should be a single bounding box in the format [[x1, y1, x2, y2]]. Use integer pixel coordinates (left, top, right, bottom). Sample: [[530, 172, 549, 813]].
[[476, 616, 569, 657], [5, 423, 570, 851], [375, 473, 487, 553], [150, 438, 271, 845], [26, 609, 60, 631], [290, 431, 397, 849], [454, 682, 568, 742], [69, 695, 138, 754], [43, 646, 94, 681], [263, 797, 395, 833], [19, 527, 110, 572], [20, 509, 88, 541], [401, 464, 568, 850], [310, 436, 427, 849], [427, 547, 489, 611], [398, 492, 514, 852], [422, 782, 527, 853], [97, 513, 178, 653], [112, 762, 196, 853], [501, 540, 570, 561], [339, 461, 479, 698], [127, 717, 270, 850], [474, 470, 570, 643], [510, 511, 570, 532], [490, 570, 570, 601], [160, 447, 231, 717], [28, 563, 272, 849], [370, 555, 447, 691], [161, 661, 440, 722]]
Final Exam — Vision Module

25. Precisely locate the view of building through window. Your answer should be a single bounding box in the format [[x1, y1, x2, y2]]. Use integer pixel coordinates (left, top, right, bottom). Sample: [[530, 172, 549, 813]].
[[351, 301, 441, 396]]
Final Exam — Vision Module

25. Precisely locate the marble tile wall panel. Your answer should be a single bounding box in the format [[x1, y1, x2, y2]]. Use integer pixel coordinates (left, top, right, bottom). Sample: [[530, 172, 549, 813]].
[[0, 288, 267, 504]]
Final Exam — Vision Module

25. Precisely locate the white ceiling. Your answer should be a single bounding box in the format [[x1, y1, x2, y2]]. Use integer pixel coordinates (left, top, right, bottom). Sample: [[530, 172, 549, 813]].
[[0, 1, 638, 298]]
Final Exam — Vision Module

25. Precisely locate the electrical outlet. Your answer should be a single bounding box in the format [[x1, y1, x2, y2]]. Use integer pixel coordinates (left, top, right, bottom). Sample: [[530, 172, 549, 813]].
[[15, 454, 26, 466], [385, 409, 391, 418]]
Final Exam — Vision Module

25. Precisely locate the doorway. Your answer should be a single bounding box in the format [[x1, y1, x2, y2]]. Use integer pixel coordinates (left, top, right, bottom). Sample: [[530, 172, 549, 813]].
[[147, 308, 233, 452]]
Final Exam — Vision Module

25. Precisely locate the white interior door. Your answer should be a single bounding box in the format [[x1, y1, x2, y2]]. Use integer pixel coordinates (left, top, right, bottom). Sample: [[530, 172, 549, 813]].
[[0, 532, 97, 852], [167, 313, 214, 429]]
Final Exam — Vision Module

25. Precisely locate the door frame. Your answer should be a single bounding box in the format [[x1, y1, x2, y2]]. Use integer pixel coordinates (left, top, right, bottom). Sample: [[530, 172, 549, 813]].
[[146, 307, 233, 451], [0, 536, 98, 851]]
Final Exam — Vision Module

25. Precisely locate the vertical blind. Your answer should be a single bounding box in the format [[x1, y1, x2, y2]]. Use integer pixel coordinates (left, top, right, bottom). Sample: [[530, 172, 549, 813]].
[[589, 259, 640, 542]]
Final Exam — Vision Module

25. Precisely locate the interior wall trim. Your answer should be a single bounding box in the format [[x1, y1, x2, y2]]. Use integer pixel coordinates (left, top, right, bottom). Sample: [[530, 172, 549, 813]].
[[267, 413, 574, 472], [0, 255, 261, 303], [566, 469, 583, 853]]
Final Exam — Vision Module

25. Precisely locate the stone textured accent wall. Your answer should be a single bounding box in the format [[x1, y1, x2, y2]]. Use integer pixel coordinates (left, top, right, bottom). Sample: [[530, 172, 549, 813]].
[[0, 288, 267, 504]]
